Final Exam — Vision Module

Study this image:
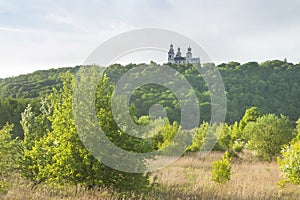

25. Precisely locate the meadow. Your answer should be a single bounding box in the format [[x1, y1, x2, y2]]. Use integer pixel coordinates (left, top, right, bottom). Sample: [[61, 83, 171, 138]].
[[2, 151, 300, 200]]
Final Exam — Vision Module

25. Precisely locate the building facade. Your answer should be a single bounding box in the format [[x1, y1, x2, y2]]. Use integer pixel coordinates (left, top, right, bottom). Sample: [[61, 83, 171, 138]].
[[168, 44, 200, 64]]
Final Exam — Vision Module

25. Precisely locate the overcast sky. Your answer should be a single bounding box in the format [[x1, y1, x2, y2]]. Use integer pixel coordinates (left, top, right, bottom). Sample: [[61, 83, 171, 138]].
[[1, 0, 300, 78]]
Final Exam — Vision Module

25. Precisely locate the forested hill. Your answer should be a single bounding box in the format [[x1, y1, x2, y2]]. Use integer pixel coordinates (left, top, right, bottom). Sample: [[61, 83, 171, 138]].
[[0, 66, 81, 99], [0, 60, 299, 137], [104, 60, 300, 124], [217, 60, 300, 122]]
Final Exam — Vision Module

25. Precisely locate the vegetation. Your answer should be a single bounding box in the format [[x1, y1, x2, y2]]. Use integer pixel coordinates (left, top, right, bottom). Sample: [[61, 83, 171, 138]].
[[211, 151, 231, 184], [243, 114, 295, 161], [0, 60, 300, 198], [0, 124, 19, 193], [19, 70, 151, 195], [0, 98, 38, 138], [1, 153, 300, 199], [0, 66, 80, 99], [1, 60, 300, 137], [278, 119, 300, 185]]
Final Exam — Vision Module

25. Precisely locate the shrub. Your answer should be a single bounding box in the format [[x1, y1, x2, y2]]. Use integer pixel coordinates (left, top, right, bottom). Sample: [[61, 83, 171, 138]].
[[244, 114, 294, 161], [278, 140, 300, 185], [0, 124, 19, 193], [211, 152, 231, 184]]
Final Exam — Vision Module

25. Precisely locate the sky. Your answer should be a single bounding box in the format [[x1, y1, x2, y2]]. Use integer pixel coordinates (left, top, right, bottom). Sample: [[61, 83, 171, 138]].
[[1, 0, 300, 78]]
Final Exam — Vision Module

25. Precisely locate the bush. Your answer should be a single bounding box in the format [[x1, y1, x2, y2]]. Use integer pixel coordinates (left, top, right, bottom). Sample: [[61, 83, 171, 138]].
[[278, 141, 300, 185], [279, 119, 300, 185], [0, 123, 19, 193], [231, 139, 245, 154], [211, 152, 231, 184], [244, 114, 294, 161], [186, 122, 209, 152]]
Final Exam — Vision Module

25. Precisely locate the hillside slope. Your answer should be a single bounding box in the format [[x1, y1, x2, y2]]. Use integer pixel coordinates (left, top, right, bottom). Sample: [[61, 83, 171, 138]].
[[0, 66, 81, 99]]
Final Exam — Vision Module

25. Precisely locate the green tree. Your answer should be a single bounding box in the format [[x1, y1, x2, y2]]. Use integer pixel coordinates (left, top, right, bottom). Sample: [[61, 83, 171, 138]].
[[244, 114, 295, 161], [93, 70, 152, 192], [20, 69, 152, 194], [20, 98, 53, 184]]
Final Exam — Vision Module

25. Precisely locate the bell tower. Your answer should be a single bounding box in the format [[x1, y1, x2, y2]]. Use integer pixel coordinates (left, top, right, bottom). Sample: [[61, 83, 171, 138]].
[[168, 44, 175, 63], [186, 46, 192, 62]]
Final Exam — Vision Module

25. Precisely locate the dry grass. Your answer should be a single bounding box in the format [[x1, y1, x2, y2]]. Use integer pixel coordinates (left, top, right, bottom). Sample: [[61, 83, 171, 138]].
[[1, 151, 300, 199], [152, 151, 300, 199]]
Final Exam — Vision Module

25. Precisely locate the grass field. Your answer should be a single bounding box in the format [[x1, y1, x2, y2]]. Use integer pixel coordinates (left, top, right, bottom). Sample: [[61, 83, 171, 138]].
[[1, 151, 300, 200]]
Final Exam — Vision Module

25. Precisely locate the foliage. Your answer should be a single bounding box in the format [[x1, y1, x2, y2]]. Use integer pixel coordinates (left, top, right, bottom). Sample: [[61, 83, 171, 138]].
[[294, 118, 300, 141], [0, 124, 20, 193], [278, 140, 300, 185], [106, 61, 300, 124], [239, 107, 261, 130], [187, 122, 245, 154], [19, 98, 53, 182], [20, 69, 151, 194], [186, 122, 210, 152], [0, 98, 38, 138], [278, 119, 300, 185], [0, 66, 79, 138], [244, 114, 295, 161], [0, 61, 300, 195], [153, 121, 193, 156], [231, 139, 245, 155], [93, 70, 153, 192], [157, 121, 180, 149], [216, 123, 232, 151], [1, 61, 300, 138], [211, 151, 231, 184], [0, 66, 81, 99]]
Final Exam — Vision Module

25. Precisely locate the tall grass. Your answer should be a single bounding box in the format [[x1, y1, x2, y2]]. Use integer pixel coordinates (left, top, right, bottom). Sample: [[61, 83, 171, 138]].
[[1, 152, 300, 199]]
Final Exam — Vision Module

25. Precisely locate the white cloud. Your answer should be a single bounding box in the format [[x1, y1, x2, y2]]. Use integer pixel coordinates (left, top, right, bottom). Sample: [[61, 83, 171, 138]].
[[45, 14, 74, 25], [0, 0, 300, 78]]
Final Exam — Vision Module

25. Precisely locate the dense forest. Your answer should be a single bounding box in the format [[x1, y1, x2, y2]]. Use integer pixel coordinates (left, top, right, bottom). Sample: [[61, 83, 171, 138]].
[[106, 60, 300, 124], [1, 60, 299, 137]]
